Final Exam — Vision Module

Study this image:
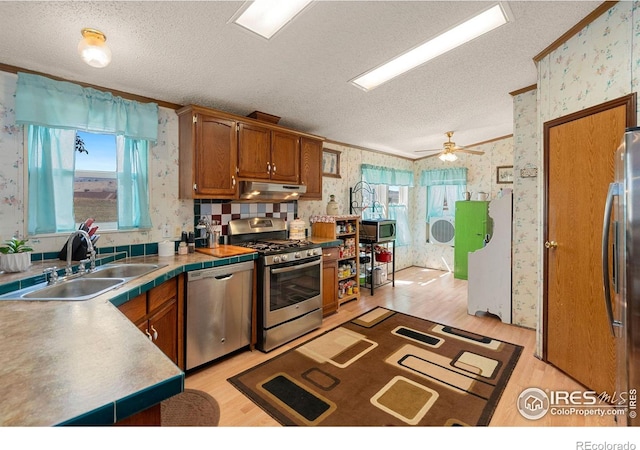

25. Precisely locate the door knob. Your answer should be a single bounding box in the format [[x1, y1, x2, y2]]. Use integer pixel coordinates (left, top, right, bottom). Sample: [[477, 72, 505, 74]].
[[544, 241, 558, 249]]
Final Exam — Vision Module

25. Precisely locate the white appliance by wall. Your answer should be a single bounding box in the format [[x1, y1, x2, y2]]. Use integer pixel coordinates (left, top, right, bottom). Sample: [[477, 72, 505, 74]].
[[429, 216, 455, 246]]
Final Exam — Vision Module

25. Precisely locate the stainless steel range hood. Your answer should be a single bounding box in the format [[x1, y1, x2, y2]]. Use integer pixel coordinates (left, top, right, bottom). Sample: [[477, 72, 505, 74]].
[[239, 181, 306, 201]]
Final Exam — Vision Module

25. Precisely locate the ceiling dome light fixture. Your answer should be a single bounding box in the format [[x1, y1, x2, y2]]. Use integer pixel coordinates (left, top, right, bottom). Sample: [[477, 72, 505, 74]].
[[78, 28, 112, 68]]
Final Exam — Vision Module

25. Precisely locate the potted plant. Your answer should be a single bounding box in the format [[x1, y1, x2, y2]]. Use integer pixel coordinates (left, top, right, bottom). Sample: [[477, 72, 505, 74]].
[[0, 237, 33, 273]]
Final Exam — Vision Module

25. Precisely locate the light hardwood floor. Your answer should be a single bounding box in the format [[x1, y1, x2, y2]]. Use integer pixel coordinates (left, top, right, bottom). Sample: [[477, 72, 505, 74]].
[[185, 266, 617, 427]]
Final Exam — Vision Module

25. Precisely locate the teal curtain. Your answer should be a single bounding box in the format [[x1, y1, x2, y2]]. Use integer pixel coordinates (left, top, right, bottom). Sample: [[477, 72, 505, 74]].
[[15, 73, 158, 141], [387, 204, 410, 246], [361, 164, 414, 186], [117, 137, 152, 229], [427, 186, 446, 219], [422, 168, 467, 219], [17, 73, 156, 234], [27, 125, 77, 234], [420, 167, 467, 186]]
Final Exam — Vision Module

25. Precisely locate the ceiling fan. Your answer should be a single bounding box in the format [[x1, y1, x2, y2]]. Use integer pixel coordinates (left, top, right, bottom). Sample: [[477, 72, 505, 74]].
[[416, 131, 485, 161]]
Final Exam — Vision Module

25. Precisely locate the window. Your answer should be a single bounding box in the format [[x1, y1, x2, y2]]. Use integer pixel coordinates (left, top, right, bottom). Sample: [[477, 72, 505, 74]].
[[15, 72, 158, 236], [360, 165, 414, 246], [420, 168, 468, 239], [74, 131, 118, 229]]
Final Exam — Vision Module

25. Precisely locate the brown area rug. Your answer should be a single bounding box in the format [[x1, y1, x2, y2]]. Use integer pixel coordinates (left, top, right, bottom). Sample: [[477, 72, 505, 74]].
[[161, 389, 220, 426], [228, 307, 522, 426]]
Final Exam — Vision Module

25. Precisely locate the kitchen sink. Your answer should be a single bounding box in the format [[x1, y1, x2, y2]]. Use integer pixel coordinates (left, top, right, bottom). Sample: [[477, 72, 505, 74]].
[[2, 277, 126, 301], [83, 263, 164, 280], [23, 277, 125, 300], [0, 263, 168, 301]]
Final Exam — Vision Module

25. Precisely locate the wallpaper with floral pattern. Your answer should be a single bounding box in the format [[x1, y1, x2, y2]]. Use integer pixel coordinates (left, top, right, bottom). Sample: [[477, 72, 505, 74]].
[[534, 1, 639, 355], [512, 89, 539, 330]]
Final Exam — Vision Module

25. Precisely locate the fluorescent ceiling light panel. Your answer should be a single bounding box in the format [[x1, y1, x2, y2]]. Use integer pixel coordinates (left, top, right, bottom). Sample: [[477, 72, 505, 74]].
[[351, 3, 510, 91], [233, 0, 313, 39]]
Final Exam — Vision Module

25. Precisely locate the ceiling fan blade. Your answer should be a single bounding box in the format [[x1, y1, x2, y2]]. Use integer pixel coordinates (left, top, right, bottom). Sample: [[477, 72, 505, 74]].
[[414, 148, 441, 153], [456, 149, 485, 155], [421, 151, 444, 159]]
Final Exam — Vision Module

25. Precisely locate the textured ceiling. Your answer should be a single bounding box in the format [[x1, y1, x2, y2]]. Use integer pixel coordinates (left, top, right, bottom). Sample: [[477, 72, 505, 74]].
[[0, 1, 601, 159]]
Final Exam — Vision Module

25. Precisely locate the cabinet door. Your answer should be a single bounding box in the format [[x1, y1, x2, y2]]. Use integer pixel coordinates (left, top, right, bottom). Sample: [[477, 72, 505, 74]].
[[270, 131, 300, 183], [194, 114, 238, 198], [322, 247, 339, 316], [238, 123, 271, 180], [148, 301, 178, 364], [300, 137, 322, 199]]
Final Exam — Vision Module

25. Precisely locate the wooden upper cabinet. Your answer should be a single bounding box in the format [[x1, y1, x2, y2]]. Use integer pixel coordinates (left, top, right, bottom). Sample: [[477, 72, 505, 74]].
[[177, 106, 238, 199], [237, 123, 271, 180], [270, 131, 300, 183], [179, 104, 322, 198], [238, 124, 300, 183], [299, 137, 322, 200]]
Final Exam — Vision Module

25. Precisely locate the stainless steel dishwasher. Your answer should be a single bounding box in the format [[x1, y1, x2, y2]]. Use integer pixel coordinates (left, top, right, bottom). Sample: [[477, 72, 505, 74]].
[[186, 261, 253, 370]]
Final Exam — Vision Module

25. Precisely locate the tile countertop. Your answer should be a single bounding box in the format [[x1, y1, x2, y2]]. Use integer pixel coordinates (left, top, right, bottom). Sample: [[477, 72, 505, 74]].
[[0, 250, 257, 426]]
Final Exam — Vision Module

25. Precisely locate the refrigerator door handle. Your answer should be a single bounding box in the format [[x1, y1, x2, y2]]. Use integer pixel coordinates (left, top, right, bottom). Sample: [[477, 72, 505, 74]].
[[602, 181, 622, 336]]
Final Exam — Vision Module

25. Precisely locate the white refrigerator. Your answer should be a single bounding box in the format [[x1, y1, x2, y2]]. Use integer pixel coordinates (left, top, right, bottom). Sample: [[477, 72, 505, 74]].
[[603, 127, 640, 426]]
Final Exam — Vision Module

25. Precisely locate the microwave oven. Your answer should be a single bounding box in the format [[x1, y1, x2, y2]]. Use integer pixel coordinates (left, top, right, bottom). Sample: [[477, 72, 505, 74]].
[[360, 219, 397, 243]]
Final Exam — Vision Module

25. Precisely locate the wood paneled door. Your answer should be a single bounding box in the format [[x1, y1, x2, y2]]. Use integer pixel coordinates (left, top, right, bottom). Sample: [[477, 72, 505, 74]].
[[544, 94, 635, 395]]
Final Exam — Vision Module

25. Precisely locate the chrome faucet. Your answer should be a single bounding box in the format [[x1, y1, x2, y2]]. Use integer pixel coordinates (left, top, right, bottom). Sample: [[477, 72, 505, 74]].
[[65, 230, 95, 276], [196, 216, 220, 248]]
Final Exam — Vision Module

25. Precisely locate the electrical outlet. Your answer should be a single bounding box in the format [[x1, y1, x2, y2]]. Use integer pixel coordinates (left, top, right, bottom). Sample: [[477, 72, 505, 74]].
[[174, 226, 181, 238], [162, 223, 171, 238]]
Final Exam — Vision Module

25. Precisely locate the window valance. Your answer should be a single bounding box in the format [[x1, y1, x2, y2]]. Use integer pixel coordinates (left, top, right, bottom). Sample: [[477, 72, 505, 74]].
[[420, 167, 467, 186], [15, 73, 158, 141], [361, 164, 414, 186]]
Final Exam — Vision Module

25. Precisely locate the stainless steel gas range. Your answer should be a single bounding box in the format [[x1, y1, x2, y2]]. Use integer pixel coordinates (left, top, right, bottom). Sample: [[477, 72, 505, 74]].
[[228, 217, 323, 352]]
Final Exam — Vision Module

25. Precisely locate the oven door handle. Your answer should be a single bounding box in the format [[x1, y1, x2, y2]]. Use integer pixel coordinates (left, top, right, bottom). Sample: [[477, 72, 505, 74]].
[[270, 259, 321, 274]]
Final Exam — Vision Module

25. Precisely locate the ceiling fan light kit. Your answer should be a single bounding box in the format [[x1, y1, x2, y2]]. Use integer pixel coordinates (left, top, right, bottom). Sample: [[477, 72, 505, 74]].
[[418, 131, 485, 161]]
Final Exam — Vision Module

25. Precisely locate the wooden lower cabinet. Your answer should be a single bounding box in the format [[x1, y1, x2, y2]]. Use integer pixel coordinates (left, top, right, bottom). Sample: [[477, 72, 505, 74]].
[[118, 274, 185, 369], [322, 247, 339, 316]]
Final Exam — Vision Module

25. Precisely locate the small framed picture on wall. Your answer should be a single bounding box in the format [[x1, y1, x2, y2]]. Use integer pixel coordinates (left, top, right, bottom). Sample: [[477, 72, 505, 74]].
[[322, 149, 341, 178], [496, 165, 514, 184]]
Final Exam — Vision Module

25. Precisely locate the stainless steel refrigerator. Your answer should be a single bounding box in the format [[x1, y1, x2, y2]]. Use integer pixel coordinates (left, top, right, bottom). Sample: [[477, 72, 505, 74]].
[[603, 127, 640, 426]]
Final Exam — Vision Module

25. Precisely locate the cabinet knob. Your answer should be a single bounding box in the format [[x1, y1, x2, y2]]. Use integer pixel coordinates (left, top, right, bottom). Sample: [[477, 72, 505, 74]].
[[193, 183, 197, 191], [267, 162, 271, 173], [145, 329, 153, 341], [151, 325, 158, 341], [232, 176, 236, 187], [544, 241, 558, 249], [272, 164, 277, 173]]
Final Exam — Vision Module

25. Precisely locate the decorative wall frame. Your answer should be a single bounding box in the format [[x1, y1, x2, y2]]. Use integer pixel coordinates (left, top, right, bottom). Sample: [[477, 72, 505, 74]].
[[322, 149, 341, 178], [496, 165, 514, 184]]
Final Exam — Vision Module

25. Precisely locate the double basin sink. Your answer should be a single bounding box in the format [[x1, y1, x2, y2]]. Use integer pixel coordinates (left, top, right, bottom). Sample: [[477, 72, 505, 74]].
[[0, 263, 166, 301]]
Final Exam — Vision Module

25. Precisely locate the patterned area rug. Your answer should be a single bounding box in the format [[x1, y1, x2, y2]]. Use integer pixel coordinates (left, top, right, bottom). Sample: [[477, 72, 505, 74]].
[[161, 389, 220, 426], [228, 308, 522, 426]]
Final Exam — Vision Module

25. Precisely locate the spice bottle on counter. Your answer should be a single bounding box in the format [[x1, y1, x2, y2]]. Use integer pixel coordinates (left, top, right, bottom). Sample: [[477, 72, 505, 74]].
[[188, 232, 195, 253]]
